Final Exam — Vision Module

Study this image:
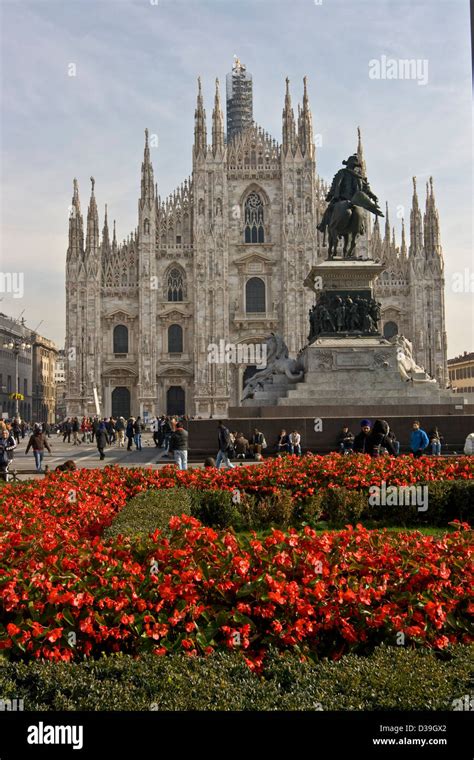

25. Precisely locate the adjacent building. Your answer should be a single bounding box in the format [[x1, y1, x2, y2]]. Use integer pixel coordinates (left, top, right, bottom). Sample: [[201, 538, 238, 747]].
[[0, 313, 33, 420], [448, 351, 474, 394], [65, 62, 449, 419], [31, 334, 58, 423]]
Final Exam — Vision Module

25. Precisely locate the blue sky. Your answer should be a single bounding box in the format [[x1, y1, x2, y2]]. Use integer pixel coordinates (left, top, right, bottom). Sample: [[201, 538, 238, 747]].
[[0, 0, 472, 355]]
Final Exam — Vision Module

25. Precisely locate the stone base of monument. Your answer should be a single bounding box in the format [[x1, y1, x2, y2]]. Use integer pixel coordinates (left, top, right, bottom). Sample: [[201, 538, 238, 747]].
[[243, 336, 456, 409]]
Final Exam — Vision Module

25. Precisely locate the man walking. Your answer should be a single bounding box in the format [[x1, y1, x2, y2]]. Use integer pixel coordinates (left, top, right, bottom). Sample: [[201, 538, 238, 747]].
[[25, 424, 52, 473], [216, 421, 235, 469], [133, 416, 143, 451], [169, 420, 188, 470]]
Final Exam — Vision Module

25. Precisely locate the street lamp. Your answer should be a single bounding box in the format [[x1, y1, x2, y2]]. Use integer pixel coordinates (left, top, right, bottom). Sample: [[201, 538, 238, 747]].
[[3, 339, 31, 418]]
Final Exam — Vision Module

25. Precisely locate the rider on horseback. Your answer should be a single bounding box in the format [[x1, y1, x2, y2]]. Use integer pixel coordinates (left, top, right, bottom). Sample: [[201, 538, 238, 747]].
[[317, 154, 383, 236]]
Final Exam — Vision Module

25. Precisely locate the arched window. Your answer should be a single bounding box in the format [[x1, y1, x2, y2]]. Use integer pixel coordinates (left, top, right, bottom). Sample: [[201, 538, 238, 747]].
[[113, 324, 129, 354], [168, 324, 183, 353], [167, 268, 184, 301], [244, 192, 264, 243], [383, 321, 398, 340], [246, 277, 266, 313]]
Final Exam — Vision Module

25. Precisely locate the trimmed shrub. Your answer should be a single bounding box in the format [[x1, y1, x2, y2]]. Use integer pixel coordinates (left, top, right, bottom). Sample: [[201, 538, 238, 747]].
[[103, 487, 192, 539], [294, 492, 325, 526], [189, 488, 242, 529], [0, 646, 471, 711], [323, 487, 367, 527]]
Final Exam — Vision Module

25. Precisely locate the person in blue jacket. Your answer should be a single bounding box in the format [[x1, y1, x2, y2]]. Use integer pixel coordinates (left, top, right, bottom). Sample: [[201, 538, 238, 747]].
[[410, 420, 429, 458]]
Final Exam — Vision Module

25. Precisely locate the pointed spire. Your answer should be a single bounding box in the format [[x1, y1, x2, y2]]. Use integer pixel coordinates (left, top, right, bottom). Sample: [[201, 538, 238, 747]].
[[400, 218, 407, 258], [212, 78, 225, 156], [85, 176, 99, 257], [357, 126, 367, 177], [140, 128, 155, 204], [101, 203, 110, 256], [67, 177, 84, 261], [371, 215, 382, 259], [193, 76, 207, 158], [112, 219, 117, 253], [409, 176, 423, 257], [298, 76, 314, 158], [423, 175, 441, 258], [282, 77, 296, 156]]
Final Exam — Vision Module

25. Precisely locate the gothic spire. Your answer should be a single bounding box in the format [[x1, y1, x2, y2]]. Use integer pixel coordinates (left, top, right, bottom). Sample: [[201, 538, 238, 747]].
[[400, 218, 407, 258], [298, 76, 314, 158], [85, 176, 99, 257], [112, 219, 117, 254], [371, 215, 382, 259], [282, 77, 296, 156], [101, 204, 110, 256], [423, 175, 441, 258], [409, 176, 423, 257], [212, 77, 225, 156], [140, 128, 155, 204], [357, 126, 367, 177], [193, 76, 207, 158], [67, 177, 84, 261]]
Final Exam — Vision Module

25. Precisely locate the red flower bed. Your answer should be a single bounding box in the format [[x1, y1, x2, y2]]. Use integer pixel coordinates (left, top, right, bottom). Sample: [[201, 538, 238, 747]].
[[0, 458, 472, 667]]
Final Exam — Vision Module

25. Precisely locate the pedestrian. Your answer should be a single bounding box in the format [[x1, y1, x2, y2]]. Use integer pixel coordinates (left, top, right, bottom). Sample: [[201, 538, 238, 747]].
[[410, 420, 429, 458], [0, 427, 16, 481], [133, 417, 143, 451], [63, 418, 72, 443], [463, 433, 474, 455], [126, 417, 135, 451], [216, 421, 235, 469], [150, 416, 160, 447], [11, 418, 21, 445], [107, 417, 116, 445], [337, 425, 355, 454], [25, 424, 52, 473], [96, 422, 108, 461], [115, 416, 125, 447], [169, 420, 188, 470], [365, 419, 398, 457], [72, 417, 80, 445], [428, 427, 443, 456], [289, 430, 302, 456], [353, 420, 371, 453], [161, 416, 173, 456]]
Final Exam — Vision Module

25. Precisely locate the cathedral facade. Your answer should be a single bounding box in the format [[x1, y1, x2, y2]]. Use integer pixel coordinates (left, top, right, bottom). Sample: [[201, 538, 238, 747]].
[[65, 66, 448, 419]]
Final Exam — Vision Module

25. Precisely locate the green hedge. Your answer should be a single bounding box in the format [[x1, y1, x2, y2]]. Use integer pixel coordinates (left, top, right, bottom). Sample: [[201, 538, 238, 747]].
[[103, 487, 192, 539], [0, 646, 471, 711], [103, 480, 473, 539]]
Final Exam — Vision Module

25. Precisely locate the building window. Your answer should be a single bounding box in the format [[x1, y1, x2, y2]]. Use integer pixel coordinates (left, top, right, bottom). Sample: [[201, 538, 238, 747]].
[[7, 375, 12, 393], [244, 192, 264, 243], [245, 277, 266, 313], [24, 379, 27, 396], [167, 268, 184, 301], [176, 235, 182, 244], [113, 324, 129, 354], [168, 324, 183, 353], [167, 386, 185, 415], [383, 321, 398, 340]]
